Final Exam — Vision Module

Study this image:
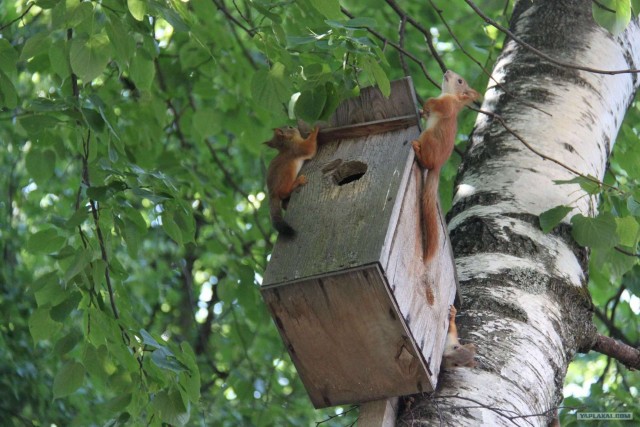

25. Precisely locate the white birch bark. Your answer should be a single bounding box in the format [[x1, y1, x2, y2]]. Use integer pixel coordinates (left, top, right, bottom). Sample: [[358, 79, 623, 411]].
[[398, 0, 640, 425]]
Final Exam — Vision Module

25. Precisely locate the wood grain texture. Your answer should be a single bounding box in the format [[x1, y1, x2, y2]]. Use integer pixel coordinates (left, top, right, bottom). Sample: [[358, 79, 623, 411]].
[[262, 266, 429, 408], [263, 126, 417, 285], [379, 163, 458, 381]]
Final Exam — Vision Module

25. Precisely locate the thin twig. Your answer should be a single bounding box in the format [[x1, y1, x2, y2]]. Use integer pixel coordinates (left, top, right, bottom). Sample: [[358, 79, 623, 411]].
[[614, 246, 640, 258], [464, 0, 640, 75], [435, 394, 531, 426], [384, 0, 447, 72], [0, 3, 34, 31], [203, 138, 272, 246], [212, 0, 256, 37], [316, 405, 359, 426], [341, 7, 439, 89], [398, 16, 410, 78], [592, 0, 616, 14], [473, 107, 621, 192], [427, 0, 552, 117]]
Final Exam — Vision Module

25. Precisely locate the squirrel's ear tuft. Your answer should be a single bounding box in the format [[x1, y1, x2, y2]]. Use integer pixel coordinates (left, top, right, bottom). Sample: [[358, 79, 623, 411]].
[[274, 128, 284, 136]]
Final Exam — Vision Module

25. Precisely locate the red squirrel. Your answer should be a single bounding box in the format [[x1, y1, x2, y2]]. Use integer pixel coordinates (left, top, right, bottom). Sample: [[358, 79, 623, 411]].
[[443, 305, 477, 368], [265, 126, 319, 236], [413, 70, 480, 262]]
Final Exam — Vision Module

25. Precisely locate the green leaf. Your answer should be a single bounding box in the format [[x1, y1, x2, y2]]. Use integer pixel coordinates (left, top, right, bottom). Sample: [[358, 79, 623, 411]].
[[539, 205, 573, 233], [628, 197, 640, 216], [63, 250, 92, 284], [106, 16, 135, 65], [151, 347, 189, 373], [34, 273, 67, 307], [310, 0, 342, 20], [130, 52, 155, 91], [66, 1, 94, 27], [25, 148, 56, 184], [571, 212, 619, 249], [54, 329, 82, 356], [139, 329, 162, 349], [70, 33, 112, 82], [162, 209, 183, 245], [20, 32, 50, 60], [174, 206, 195, 244], [192, 108, 220, 139], [153, 389, 190, 426], [128, 0, 147, 21], [0, 71, 18, 109], [53, 361, 85, 399], [294, 85, 327, 122], [179, 342, 201, 403], [0, 39, 18, 75], [26, 228, 66, 254], [251, 62, 290, 114], [65, 208, 89, 230], [553, 175, 601, 195], [50, 291, 82, 321], [592, 0, 632, 35], [362, 56, 390, 98], [625, 266, 640, 297], [616, 216, 640, 247], [49, 39, 71, 79], [29, 307, 61, 343]]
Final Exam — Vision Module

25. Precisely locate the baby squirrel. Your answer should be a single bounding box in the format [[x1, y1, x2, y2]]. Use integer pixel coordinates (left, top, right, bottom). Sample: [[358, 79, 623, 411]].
[[265, 126, 319, 236], [443, 305, 477, 368], [412, 70, 480, 262]]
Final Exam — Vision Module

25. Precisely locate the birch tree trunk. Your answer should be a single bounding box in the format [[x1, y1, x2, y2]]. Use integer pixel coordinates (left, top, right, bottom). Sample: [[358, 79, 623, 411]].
[[398, 1, 640, 425]]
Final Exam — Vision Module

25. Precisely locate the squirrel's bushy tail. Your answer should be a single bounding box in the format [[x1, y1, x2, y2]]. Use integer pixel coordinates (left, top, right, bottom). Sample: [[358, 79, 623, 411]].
[[270, 196, 295, 237], [422, 168, 440, 262]]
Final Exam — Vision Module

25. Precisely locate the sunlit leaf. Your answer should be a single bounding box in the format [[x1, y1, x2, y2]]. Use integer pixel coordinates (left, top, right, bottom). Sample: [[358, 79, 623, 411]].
[[70, 33, 112, 82], [592, 0, 632, 35], [127, 0, 147, 21]]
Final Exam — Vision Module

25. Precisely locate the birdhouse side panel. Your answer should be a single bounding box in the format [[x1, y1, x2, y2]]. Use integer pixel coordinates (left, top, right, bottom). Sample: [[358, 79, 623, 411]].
[[380, 165, 458, 380]]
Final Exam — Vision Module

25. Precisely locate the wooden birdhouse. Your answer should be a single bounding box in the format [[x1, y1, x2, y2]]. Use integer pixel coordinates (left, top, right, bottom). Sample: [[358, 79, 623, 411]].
[[261, 77, 459, 409]]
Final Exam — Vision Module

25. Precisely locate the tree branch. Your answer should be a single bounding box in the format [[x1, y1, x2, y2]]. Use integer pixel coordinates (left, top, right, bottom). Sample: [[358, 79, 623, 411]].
[[212, 0, 256, 37], [426, 0, 552, 118], [464, 0, 640, 75], [0, 3, 34, 31], [341, 7, 440, 89], [594, 308, 635, 347], [383, 0, 448, 73], [592, 334, 640, 370]]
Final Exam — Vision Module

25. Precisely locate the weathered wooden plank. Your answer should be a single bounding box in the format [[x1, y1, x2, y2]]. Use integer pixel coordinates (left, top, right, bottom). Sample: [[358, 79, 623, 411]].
[[317, 115, 417, 144], [330, 78, 417, 127], [358, 398, 399, 427], [380, 163, 458, 381], [263, 127, 417, 286], [261, 265, 430, 408]]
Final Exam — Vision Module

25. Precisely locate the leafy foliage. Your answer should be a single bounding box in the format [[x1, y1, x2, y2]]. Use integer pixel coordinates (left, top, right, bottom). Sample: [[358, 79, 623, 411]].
[[0, 0, 637, 426]]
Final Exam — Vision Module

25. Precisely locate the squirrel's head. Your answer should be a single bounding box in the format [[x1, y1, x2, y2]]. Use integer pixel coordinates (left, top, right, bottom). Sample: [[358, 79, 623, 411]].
[[264, 126, 301, 150], [442, 70, 481, 102]]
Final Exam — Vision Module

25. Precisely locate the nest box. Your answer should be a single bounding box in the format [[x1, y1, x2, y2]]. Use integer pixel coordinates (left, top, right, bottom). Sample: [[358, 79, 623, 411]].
[[261, 77, 459, 408]]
